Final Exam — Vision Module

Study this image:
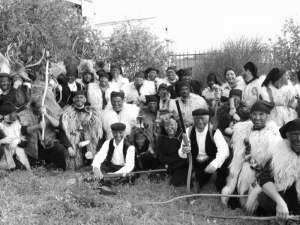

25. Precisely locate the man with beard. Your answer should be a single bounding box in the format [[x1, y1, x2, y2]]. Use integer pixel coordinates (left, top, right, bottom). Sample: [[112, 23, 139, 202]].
[[169, 81, 208, 128], [110, 65, 129, 92], [102, 91, 140, 140], [177, 67, 203, 96], [87, 71, 119, 111], [221, 100, 282, 212], [0, 73, 17, 105], [61, 90, 103, 170], [178, 108, 229, 192]]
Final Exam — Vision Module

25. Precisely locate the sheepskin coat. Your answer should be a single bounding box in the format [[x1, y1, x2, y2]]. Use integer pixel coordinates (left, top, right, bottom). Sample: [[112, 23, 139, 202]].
[[124, 80, 156, 105], [220, 76, 246, 98], [242, 75, 265, 108], [111, 76, 129, 92]]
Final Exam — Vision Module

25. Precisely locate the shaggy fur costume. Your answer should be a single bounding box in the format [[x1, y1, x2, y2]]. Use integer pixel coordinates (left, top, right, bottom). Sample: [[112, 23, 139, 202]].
[[87, 82, 119, 111], [220, 76, 246, 98], [169, 93, 208, 120], [62, 105, 103, 170], [111, 76, 129, 92], [139, 107, 158, 138], [0, 120, 31, 170], [221, 120, 281, 209], [242, 75, 265, 108], [102, 103, 140, 140], [260, 82, 298, 127], [0, 52, 10, 74], [124, 80, 156, 105]]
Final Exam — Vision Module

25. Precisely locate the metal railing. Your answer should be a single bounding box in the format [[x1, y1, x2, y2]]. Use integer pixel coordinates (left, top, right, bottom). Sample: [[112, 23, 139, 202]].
[[170, 52, 206, 69]]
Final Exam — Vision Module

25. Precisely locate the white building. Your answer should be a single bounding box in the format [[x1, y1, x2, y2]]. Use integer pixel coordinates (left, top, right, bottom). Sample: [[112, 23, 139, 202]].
[[66, 0, 96, 27]]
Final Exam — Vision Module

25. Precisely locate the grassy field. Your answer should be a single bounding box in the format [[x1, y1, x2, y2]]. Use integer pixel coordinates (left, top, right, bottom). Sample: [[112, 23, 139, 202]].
[[0, 168, 267, 225]]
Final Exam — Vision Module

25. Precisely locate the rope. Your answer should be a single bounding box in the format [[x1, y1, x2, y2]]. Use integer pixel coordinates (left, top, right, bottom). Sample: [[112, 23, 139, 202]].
[[143, 193, 248, 205], [183, 210, 300, 221]]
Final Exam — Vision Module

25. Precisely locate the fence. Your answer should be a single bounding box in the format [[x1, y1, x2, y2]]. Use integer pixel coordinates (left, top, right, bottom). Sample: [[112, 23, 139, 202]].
[[170, 52, 206, 69]]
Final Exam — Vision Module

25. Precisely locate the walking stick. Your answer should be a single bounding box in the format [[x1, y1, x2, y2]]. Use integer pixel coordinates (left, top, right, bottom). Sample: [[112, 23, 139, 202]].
[[41, 51, 50, 141]]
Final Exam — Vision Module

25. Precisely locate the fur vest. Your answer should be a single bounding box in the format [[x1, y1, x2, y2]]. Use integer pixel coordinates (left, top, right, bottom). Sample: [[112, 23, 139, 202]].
[[221, 120, 281, 207], [87, 82, 119, 111], [202, 87, 215, 101], [103, 103, 140, 140], [124, 80, 156, 105], [242, 75, 265, 108], [111, 76, 129, 92], [220, 76, 246, 98], [62, 105, 103, 170], [260, 82, 298, 127]]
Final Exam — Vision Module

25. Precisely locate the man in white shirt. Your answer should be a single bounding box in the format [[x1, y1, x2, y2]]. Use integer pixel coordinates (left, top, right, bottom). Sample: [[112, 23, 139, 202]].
[[178, 108, 229, 192], [92, 123, 135, 180]]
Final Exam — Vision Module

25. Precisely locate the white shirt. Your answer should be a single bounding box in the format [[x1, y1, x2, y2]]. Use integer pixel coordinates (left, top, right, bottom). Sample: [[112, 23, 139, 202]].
[[178, 125, 229, 169], [92, 138, 135, 174], [67, 82, 77, 92]]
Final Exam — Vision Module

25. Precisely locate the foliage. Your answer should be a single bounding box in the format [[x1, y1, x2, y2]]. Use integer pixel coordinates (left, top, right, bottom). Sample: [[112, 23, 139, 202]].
[[108, 22, 171, 80], [273, 17, 300, 75], [194, 36, 276, 86], [0, 0, 104, 70]]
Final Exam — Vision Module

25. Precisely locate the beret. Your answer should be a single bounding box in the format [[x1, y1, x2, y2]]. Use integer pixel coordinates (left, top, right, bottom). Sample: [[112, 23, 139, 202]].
[[177, 67, 192, 79], [0, 73, 10, 78], [229, 89, 242, 99], [207, 73, 217, 82], [279, 119, 300, 139], [177, 81, 191, 91], [66, 67, 78, 78], [96, 71, 110, 80], [250, 100, 275, 114], [110, 65, 123, 74], [110, 91, 125, 100], [166, 66, 177, 73], [224, 66, 236, 77], [0, 101, 17, 116], [145, 67, 159, 74], [134, 71, 146, 79], [192, 108, 210, 116], [145, 95, 159, 105], [71, 90, 87, 98], [158, 83, 168, 91]]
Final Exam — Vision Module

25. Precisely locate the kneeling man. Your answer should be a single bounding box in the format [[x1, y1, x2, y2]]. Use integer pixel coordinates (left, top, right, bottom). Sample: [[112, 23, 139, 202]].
[[178, 109, 229, 192], [92, 123, 135, 179]]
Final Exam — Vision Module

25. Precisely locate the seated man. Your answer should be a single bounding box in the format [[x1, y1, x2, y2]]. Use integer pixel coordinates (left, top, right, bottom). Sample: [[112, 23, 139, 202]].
[[255, 119, 300, 225], [10, 72, 32, 107], [178, 109, 229, 192], [92, 123, 135, 179]]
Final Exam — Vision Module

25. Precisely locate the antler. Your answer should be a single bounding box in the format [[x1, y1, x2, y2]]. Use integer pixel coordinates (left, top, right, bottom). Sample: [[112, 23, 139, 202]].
[[72, 37, 81, 61], [25, 49, 46, 68], [5, 43, 15, 64]]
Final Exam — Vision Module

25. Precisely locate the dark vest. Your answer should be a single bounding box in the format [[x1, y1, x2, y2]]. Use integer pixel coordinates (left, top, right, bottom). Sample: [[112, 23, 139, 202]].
[[103, 138, 132, 166], [190, 126, 217, 163]]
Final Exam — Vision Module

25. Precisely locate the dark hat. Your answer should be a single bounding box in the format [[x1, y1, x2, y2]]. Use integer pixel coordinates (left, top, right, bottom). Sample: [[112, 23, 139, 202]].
[[243, 61, 258, 78], [158, 83, 168, 91], [71, 90, 87, 99], [110, 91, 125, 100], [145, 95, 159, 105], [192, 108, 210, 117], [177, 67, 192, 80], [110, 122, 126, 131], [279, 119, 300, 139], [207, 73, 217, 82], [224, 66, 236, 77], [0, 73, 10, 78], [134, 71, 146, 79], [0, 102, 17, 116], [250, 100, 275, 114], [110, 65, 123, 74], [166, 66, 177, 73], [145, 67, 159, 74], [96, 71, 110, 80], [66, 67, 78, 78], [177, 81, 191, 91], [95, 60, 105, 68], [229, 89, 242, 99], [262, 67, 288, 87]]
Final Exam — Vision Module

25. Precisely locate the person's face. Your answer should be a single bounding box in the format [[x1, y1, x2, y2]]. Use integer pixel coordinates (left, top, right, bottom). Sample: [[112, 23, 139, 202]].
[[194, 115, 209, 131], [99, 77, 109, 87], [242, 69, 252, 81], [164, 118, 178, 135], [207, 80, 215, 89], [179, 86, 190, 99], [12, 75, 23, 84], [32, 101, 42, 116], [4, 111, 18, 122], [232, 95, 241, 107], [167, 70, 176, 81], [250, 111, 269, 129], [73, 95, 86, 108], [57, 74, 64, 85], [112, 130, 125, 142], [225, 70, 236, 84], [148, 102, 157, 112], [0, 77, 10, 91], [181, 76, 191, 82], [83, 72, 92, 83], [134, 77, 144, 86], [280, 71, 290, 85], [111, 68, 120, 79], [111, 97, 123, 111], [287, 131, 300, 154], [148, 71, 157, 81], [159, 88, 168, 98], [135, 134, 146, 147], [67, 73, 76, 84]]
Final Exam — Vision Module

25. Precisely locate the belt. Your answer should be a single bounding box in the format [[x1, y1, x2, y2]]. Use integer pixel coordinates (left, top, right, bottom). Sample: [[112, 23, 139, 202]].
[[196, 156, 210, 163]]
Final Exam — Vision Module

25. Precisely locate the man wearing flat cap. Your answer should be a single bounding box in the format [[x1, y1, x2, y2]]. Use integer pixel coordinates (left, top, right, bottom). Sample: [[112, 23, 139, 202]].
[[123, 71, 156, 106], [87, 71, 119, 111], [157, 66, 179, 99], [92, 122, 135, 180], [251, 119, 300, 225], [177, 67, 203, 96], [0, 73, 18, 106], [241, 61, 265, 108], [169, 81, 208, 127], [110, 65, 129, 92], [260, 67, 298, 127], [179, 108, 230, 191], [222, 100, 282, 212], [60, 90, 103, 170], [102, 91, 140, 140]]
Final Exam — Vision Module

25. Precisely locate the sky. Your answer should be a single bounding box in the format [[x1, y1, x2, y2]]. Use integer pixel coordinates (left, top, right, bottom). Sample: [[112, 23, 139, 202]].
[[93, 0, 300, 52]]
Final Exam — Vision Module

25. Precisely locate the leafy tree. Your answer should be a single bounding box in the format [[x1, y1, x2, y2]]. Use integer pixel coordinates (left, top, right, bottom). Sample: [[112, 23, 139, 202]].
[[108, 22, 170, 80]]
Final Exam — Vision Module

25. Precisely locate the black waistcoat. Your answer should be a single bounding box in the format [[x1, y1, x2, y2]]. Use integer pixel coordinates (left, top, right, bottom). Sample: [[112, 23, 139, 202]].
[[104, 138, 131, 165]]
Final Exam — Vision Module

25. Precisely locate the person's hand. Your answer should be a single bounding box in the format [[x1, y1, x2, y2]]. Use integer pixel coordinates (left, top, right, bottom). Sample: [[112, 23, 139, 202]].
[[205, 164, 216, 174], [39, 106, 48, 115], [139, 151, 153, 159], [13, 80, 22, 89], [276, 200, 289, 221], [182, 145, 191, 154], [232, 113, 241, 121], [93, 168, 103, 180], [57, 85, 62, 92], [23, 82, 32, 89], [68, 147, 76, 157], [39, 120, 46, 130]]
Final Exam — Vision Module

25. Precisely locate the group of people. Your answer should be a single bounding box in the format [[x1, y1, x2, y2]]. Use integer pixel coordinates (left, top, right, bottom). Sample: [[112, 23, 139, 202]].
[[1, 56, 300, 224]]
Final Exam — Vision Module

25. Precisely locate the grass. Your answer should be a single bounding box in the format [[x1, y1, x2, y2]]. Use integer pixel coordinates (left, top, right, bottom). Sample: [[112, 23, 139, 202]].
[[0, 168, 267, 225]]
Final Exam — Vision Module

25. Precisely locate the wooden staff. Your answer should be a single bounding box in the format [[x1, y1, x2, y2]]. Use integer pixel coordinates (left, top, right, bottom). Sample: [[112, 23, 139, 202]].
[[41, 51, 50, 141]]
